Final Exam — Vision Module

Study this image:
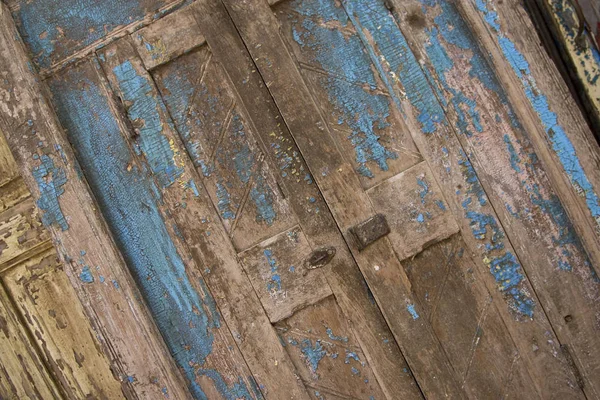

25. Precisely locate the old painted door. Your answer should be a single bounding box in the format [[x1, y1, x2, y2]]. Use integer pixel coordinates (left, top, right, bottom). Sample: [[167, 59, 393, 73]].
[[1, 0, 600, 399]]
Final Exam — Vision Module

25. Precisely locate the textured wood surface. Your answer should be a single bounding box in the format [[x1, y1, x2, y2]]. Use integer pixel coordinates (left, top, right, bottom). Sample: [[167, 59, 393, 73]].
[[0, 4, 192, 398], [1, 0, 600, 398]]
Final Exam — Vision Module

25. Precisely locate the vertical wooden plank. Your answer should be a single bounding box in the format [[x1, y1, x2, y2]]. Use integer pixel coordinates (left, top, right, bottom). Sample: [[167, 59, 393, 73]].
[[3, 250, 124, 399], [0, 282, 62, 399], [94, 35, 309, 399], [191, 3, 424, 399], [458, 0, 600, 395], [459, 0, 600, 283], [200, 0, 466, 398], [0, 4, 192, 398]]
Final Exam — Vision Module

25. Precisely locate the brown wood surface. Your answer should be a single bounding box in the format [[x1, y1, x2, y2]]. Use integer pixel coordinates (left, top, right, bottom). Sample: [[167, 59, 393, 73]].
[[0, 4, 192, 398]]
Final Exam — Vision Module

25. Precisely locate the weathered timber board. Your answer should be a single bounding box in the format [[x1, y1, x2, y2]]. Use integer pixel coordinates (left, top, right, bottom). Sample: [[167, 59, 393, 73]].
[[49, 54, 266, 399], [217, 0, 589, 397], [96, 34, 309, 399], [0, 4, 192, 398], [274, 296, 387, 399], [0, 282, 62, 399], [459, 0, 600, 395], [3, 249, 124, 399]]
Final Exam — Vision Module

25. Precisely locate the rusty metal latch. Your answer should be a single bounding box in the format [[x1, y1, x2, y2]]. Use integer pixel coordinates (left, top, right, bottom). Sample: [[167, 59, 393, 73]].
[[305, 246, 336, 269], [349, 214, 390, 251]]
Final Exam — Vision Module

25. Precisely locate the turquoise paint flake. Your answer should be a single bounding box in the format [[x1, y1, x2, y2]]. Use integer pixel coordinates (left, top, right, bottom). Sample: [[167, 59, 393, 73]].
[[325, 328, 349, 343], [32, 153, 69, 231], [112, 60, 183, 188], [263, 249, 282, 293], [79, 266, 94, 283], [289, 0, 398, 178], [477, 0, 600, 228], [300, 338, 326, 373], [406, 304, 420, 320], [49, 67, 256, 400]]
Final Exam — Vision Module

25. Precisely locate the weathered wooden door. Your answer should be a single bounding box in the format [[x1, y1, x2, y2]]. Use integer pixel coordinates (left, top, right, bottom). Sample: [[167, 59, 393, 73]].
[[1, 0, 600, 399]]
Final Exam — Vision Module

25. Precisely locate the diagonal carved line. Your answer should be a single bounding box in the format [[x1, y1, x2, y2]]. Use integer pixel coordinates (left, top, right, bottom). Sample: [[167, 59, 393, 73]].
[[428, 241, 456, 323], [180, 52, 213, 125], [229, 152, 265, 237], [207, 102, 236, 166], [462, 296, 491, 386], [299, 61, 391, 98]]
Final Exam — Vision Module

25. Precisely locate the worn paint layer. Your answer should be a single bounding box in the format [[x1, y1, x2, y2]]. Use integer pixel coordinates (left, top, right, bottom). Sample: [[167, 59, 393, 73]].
[[476, 0, 600, 231], [31, 153, 69, 231], [288, 0, 400, 178], [341, 0, 535, 316], [12, 0, 182, 69], [49, 62, 256, 400]]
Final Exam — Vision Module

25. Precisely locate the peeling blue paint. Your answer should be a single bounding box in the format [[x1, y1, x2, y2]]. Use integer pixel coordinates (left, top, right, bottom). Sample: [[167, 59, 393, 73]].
[[342, 0, 447, 135], [325, 328, 349, 343], [477, 0, 600, 228], [79, 266, 94, 283], [13, 0, 186, 69], [49, 65, 256, 400], [250, 174, 277, 226], [112, 60, 183, 188], [300, 338, 326, 373], [263, 249, 282, 293], [32, 153, 69, 231], [289, 0, 398, 178]]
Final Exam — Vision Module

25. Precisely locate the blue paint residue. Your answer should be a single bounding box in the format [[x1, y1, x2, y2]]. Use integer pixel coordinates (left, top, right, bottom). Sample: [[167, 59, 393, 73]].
[[13, 0, 182, 69], [250, 174, 277, 226], [325, 328, 349, 343], [32, 153, 69, 231], [289, 0, 398, 178], [263, 249, 282, 293], [343, 0, 447, 135], [112, 60, 183, 188], [79, 266, 94, 283], [300, 338, 326, 373], [477, 0, 600, 228], [49, 65, 256, 400], [406, 303, 419, 320]]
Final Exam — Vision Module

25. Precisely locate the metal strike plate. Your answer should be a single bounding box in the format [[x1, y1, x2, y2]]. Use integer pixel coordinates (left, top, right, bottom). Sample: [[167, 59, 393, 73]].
[[304, 246, 336, 270], [349, 214, 390, 251]]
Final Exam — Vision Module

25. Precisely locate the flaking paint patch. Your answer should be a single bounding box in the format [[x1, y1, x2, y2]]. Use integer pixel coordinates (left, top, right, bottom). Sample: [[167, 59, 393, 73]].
[[289, 0, 398, 178], [342, 0, 447, 135], [13, 0, 185, 69], [49, 64, 255, 400], [344, 0, 537, 316], [32, 153, 69, 231], [112, 60, 184, 188], [476, 0, 600, 231], [420, 0, 596, 281]]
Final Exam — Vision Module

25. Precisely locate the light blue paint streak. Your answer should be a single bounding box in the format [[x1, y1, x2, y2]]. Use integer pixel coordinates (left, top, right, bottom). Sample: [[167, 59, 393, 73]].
[[406, 304, 419, 320], [477, 0, 600, 226]]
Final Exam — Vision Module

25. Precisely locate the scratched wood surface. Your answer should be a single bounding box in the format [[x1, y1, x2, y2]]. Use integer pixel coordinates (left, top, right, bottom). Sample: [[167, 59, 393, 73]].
[[1, 0, 600, 398]]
